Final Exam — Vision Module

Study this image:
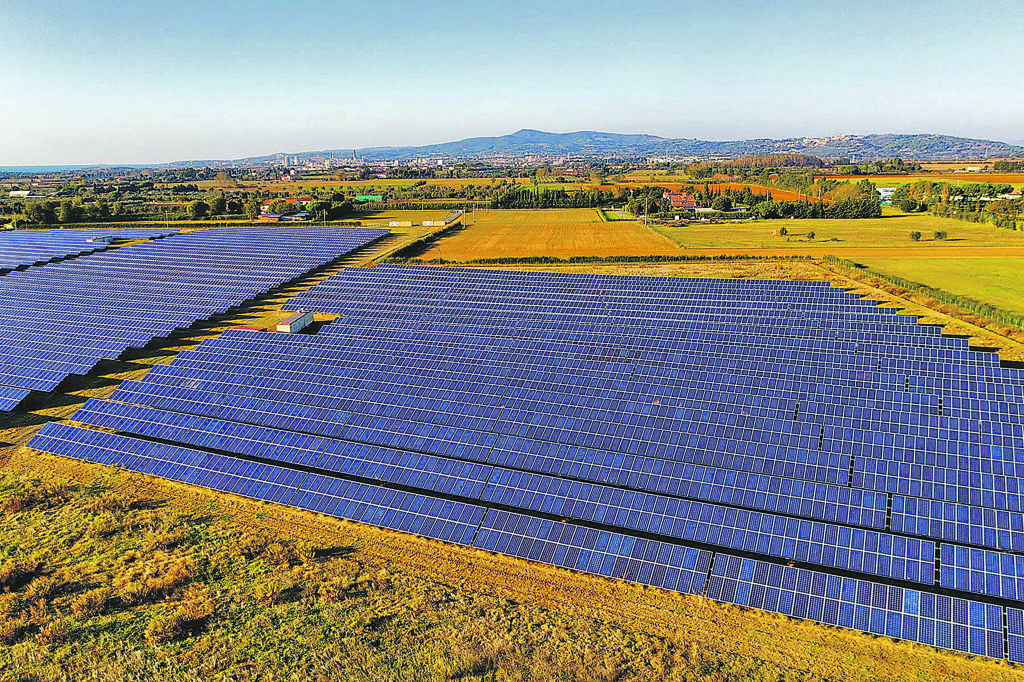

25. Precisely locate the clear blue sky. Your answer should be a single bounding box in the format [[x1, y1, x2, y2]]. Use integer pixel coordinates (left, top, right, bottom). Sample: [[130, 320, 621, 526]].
[[2, 0, 1022, 164]]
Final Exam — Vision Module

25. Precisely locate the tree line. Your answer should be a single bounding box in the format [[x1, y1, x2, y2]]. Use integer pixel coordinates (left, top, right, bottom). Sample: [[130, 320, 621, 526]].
[[892, 180, 1021, 230], [749, 198, 882, 219], [489, 188, 615, 209]]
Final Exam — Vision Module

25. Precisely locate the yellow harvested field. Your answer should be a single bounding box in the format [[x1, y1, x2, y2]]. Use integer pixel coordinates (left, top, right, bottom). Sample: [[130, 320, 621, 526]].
[[422, 208, 681, 259]]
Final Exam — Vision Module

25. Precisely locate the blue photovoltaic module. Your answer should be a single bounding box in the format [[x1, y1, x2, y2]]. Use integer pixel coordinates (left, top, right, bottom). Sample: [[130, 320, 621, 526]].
[[0, 227, 387, 410], [28, 264, 1024, 662]]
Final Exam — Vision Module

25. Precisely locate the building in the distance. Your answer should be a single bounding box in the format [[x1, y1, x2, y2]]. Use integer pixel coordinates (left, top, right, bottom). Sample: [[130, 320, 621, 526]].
[[664, 192, 697, 210]]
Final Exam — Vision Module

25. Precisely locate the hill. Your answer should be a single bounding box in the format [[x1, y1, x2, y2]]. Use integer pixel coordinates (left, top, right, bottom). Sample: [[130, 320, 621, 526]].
[[227, 130, 1024, 165]]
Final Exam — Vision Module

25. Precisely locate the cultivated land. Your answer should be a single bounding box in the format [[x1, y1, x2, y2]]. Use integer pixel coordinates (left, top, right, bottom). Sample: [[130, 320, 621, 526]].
[[6, 219, 1024, 678], [421, 208, 681, 259], [652, 211, 1024, 252], [833, 173, 1024, 189], [420, 208, 1024, 338], [855, 257, 1024, 317]]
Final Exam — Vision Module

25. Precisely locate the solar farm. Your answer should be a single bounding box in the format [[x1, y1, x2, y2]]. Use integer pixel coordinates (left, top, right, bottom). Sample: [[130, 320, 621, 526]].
[[0, 227, 177, 273], [10, 253, 1024, 666], [0, 226, 388, 411]]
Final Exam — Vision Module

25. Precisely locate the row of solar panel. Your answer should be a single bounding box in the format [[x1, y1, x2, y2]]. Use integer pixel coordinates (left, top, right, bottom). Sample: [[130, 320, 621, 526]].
[[138, 336, 1024, 476], [176, 334, 1024, 427], [0, 228, 177, 271], [66, 395, 1024, 598], [26, 421, 1017, 663], [314, 319, 1024, 392], [203, 329, 1022, 420], [103, 363, 1024, 523], [161, 336, 1024, 439], [204, 328, 1003, 377], [0, 227, 389, 410]]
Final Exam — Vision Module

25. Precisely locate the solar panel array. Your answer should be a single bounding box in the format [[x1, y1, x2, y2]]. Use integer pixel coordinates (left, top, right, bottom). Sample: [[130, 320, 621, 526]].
[[0, 227, 388, 411], [0, 228, 177, 272], [28, 264, 1024, 662]]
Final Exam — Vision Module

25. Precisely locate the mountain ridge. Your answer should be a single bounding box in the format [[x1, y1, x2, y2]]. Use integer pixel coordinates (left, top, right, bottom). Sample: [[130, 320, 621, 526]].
[[162, 129, 1024, 167]]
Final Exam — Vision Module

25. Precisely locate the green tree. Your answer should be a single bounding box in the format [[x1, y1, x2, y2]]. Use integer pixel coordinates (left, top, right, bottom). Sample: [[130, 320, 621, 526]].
[[711, 195, 733, 212], [58, 200, 81, 223], [244, 198, 262, 219], [910, 231, 922, 241], [209, 194, 227, 216], [266, 198, 292, 215], [188, 200, 210, 219], [25, 201, 57, 224]]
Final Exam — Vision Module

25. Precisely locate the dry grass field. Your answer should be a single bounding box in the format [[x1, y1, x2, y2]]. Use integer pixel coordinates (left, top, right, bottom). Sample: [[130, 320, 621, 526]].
[[653, 210, 1024, 251], [421, 208, 681, 259], [1, 444, 1019, 681]]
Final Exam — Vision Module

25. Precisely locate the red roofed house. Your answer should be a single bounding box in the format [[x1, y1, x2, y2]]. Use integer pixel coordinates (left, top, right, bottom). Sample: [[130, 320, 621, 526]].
[[664, 192, 697, 209]]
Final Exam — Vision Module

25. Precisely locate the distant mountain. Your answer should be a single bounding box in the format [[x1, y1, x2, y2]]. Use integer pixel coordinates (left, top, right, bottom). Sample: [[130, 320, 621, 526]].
[[652, 133, 1024, 161], [162, 130, 1024, 167]]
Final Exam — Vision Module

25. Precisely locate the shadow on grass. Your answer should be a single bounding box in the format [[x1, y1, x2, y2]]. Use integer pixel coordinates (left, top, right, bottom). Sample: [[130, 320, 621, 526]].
[[312, 544, 357, 561]]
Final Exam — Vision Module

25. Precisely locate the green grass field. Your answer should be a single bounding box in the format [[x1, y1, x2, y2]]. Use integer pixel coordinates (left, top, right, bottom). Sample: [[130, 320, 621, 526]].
[[853, 257, 1024, 317]]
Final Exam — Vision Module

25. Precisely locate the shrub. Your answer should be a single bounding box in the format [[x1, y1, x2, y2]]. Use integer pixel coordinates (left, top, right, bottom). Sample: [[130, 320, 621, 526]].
[[145, 611, 183, 644], [175, 585, 215, 623], [36, 616, 70, 645], [238, 533, 270, 560], [87, 513, 121, 538], [115, 557, 197, 605], [910, 231, 922, 241], [71, 587, 113, 618], [145, 586, 215, 644], [778, 226, 788, 236], [899, 199, 918, 212], [0, 613, 27, 645], [0, 482, 69, 513], [0, 593, 19, 615], [143, 529, 186, 552], [934, 231, 947, 240], [806, 231, 815, 240], [88, 493, 135, 513], [0, 557, 41, 591], [24, 576, 61, 601]]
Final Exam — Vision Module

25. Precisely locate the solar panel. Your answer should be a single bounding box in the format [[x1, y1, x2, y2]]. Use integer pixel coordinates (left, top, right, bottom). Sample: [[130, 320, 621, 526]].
[[0, 227, 176, 272], [27, 264, 1024, 661], [0, 227, 388, 410]]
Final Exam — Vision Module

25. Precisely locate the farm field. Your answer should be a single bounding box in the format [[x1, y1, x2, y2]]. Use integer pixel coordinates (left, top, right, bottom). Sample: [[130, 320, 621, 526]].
[[421, 208, 680, 259], [356, 209, 456, 226], [830, 173, 1024, 188], [854, 257, 1024, 317], [653, 211, 1024, 251]]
